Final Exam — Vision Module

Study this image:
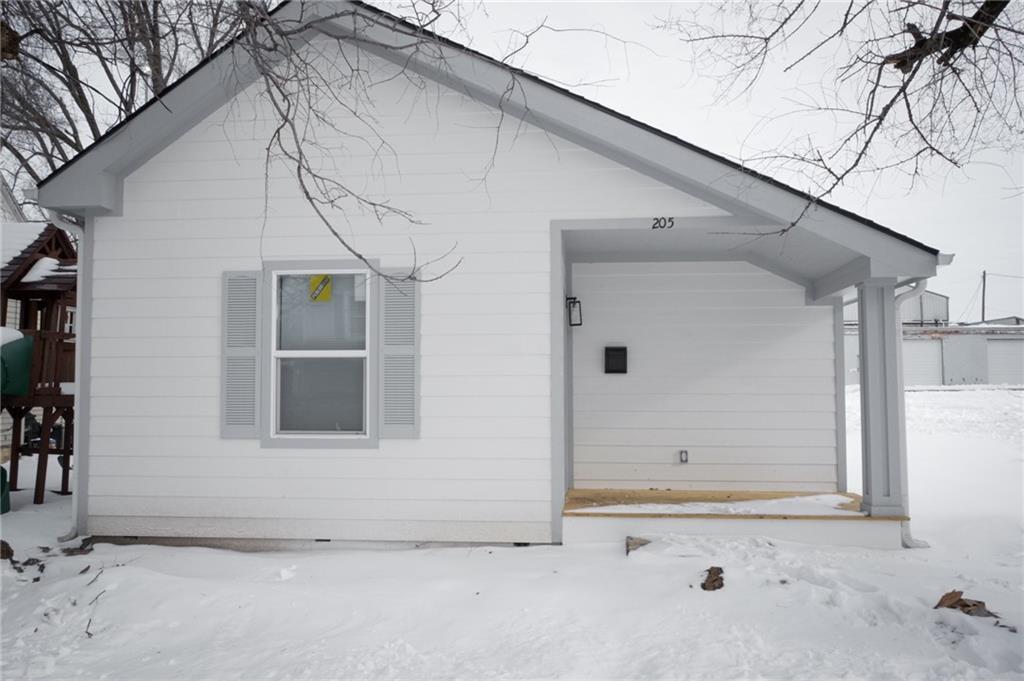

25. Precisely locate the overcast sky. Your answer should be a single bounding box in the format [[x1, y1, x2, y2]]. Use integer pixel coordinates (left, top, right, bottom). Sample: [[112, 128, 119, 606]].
[[436, 1, 1024, 321]]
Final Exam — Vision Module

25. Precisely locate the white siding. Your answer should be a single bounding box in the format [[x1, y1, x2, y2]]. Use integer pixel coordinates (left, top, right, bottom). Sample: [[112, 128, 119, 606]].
[[902, 338, 943, 386], [571, 262, 837, 492], [87, 42, 725, 542], [987, 338, 1024, 385]]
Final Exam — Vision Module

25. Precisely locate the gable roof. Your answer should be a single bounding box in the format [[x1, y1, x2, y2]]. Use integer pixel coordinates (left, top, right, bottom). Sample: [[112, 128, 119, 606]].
[[2, 222, 77, 290], [2, 222, 48, 273], [36, 0, 945, 272]]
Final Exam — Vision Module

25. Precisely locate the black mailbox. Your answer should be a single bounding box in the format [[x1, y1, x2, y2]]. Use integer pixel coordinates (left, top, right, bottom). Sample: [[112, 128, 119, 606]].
[[604, 346, 627, 374]]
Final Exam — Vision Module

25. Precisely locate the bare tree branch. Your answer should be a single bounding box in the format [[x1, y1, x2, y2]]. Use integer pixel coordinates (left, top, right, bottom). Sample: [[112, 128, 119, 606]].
[[656, 0, 1024, 232]]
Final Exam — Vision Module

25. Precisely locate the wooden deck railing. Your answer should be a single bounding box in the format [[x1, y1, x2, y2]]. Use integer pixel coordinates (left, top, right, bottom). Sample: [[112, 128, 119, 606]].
[[23, 329, 75, 395]]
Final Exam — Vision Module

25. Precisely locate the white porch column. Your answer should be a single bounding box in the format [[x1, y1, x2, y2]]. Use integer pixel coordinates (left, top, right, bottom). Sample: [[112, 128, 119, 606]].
[[857, 279, 908, 517]]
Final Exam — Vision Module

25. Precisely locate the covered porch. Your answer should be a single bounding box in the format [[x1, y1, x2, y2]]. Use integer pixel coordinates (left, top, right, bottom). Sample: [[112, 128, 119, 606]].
[[550, 213, 949, 549]]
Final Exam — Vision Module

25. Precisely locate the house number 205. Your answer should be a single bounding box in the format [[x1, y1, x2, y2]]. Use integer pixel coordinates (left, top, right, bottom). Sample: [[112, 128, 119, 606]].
[[651, 217, 674, 229]]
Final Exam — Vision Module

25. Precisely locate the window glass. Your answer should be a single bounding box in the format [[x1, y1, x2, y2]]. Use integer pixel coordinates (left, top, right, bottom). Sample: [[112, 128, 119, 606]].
[[278, 357, 365, 433], [278, 273, 366, 351]]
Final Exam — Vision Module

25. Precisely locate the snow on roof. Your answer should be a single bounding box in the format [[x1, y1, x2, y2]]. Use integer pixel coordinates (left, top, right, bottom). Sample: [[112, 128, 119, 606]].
[[2, 221, 48, 270], [21, 256, 76, 283]]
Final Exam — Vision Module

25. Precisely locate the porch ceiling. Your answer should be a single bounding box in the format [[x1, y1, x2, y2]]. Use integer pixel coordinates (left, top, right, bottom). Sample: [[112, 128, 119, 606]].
[[563, 223, 856, 285], [560, 217, 941, 300]]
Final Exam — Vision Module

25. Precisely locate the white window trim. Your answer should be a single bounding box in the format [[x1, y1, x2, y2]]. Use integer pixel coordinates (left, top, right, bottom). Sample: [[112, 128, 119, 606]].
[[260, 260, 380, 449]]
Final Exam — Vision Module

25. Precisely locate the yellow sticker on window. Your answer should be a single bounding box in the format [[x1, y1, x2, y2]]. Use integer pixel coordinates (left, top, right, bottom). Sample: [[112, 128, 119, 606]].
[[309, 275, 332, 302]]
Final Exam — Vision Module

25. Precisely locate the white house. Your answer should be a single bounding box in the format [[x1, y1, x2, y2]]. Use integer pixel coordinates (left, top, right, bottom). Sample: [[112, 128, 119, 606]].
[[35, 2, 951, 548]]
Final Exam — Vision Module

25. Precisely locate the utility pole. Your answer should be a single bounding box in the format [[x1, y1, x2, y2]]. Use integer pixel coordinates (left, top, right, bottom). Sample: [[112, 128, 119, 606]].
[[981, 270, 987, 322]]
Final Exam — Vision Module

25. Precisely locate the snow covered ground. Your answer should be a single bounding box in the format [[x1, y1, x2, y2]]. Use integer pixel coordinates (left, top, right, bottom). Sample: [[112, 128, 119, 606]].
[[2, 388, 1022, 680]]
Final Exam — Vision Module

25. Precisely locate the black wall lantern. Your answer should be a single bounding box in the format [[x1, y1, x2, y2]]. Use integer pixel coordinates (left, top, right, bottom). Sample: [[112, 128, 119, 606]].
[[566, 297, 583, 327]]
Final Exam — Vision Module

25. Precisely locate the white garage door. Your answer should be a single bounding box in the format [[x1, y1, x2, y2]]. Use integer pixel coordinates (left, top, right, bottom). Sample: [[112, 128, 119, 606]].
[[987, 339, 1024, 385], [903, 339, 943, 386]]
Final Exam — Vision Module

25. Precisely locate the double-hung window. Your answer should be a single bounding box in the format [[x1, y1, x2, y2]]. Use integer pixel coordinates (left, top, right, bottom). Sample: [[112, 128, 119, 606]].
[[221, 260, 417, 445], [271, 269, 370, 438]]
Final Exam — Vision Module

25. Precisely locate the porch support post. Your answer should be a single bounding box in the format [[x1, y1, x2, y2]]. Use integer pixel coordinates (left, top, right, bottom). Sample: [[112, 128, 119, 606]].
[[857, 279, 908, 517]]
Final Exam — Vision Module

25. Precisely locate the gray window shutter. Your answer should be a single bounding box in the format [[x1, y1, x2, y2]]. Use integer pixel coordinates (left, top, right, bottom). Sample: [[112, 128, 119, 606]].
[[380, 274, 419, 438], [222, 271, 261, 438]]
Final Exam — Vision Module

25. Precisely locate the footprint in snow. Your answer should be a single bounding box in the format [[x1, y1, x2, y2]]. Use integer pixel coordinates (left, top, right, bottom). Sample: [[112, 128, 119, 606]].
[[278, 566, 297, 581]]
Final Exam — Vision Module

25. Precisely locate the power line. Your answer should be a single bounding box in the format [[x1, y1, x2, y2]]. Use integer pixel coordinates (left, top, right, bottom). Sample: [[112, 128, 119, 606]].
[[958, 278, 984, 322]]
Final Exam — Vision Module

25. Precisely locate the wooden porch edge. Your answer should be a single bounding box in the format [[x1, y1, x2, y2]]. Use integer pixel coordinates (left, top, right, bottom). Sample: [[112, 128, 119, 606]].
[[564, 511, 909, 522], [562, 488, 909, 522]]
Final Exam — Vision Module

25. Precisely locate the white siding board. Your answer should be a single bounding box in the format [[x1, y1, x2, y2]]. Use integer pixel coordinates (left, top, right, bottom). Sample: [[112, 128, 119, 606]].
[[90, 455, 550, 481], [91, 317, 219, 338], [573, 393, 835, 413], [91, 396, 220, 417], [574, 428, 836, 448], [89, 475, 551, 502], [92, 277, 219, 299], [90, 376, 220, 397], [91, 357, 220, 378], [113, 189, 701, 222], [93, 217, 553, 240], [92, 298, 220, 319], [581, 290, 808, 309], [572, 262, 838, 492], [87, 517, 552, 543], [88, 497, 552, 523], [420, 334, 549, 356], [573, 376, 834, 395], [419, 395, 551, 418], [571, 323, 833, 344], [419, 355, 549, 377], [92, 337, 219, 358], [121, 167, 712, 203], [575, 463, 836, 484], [419, 314, 550, 335], [987, 339, 1024, 385], [91, 252, 552, 278], [574, 273, 794, 292], [420, 376, 549, 397], [573, 410, 836, 430], [575, 446, 836, 465], [90, 415, 550, 439], [93, 233, 554, 260], [89, 437, 550, 459]]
